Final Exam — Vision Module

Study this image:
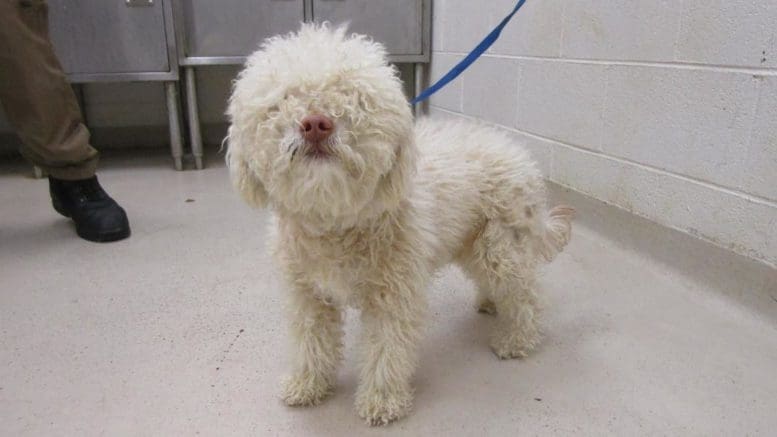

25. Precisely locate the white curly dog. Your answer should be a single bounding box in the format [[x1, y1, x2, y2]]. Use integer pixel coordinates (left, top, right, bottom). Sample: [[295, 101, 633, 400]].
[[226, 24, 574, 425]]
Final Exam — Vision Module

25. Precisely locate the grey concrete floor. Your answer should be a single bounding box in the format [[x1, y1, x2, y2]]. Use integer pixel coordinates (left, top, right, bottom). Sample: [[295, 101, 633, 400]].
[[1, 151, 776, 436]]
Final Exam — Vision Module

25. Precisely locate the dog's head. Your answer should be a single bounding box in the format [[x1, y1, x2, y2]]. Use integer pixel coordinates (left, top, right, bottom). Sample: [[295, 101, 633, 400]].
[[226, 23, 415, 231]]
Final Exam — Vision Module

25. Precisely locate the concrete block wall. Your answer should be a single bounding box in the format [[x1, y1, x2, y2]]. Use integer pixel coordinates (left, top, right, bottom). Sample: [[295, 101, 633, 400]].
[[429, 0, 777, 268]]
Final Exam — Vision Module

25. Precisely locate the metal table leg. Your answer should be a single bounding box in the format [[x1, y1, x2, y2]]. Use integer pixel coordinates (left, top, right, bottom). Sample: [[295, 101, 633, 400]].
[[414, 62, 427, 116], [164, 81, 184, 171], [185, 67, 204, 170]]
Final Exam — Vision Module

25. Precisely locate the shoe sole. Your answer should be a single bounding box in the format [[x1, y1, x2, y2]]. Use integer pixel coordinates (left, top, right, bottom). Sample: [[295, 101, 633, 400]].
[[52, 198, 131, 243], [76, 226, 131, 243]]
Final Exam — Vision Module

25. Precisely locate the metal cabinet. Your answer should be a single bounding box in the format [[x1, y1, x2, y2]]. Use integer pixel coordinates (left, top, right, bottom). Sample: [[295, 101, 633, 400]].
[[47, 0, 185, 170], [312, 0, 429, 62], [173, 0, 429, 65], [49, 0, 173, 80], [173, 0, 431, 170], [176, 0, 305, 64], [37, 1, 430, 171]]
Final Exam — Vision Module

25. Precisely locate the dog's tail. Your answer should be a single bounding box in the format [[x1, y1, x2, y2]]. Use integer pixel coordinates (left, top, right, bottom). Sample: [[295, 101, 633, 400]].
[[539, 205, 575, 262]]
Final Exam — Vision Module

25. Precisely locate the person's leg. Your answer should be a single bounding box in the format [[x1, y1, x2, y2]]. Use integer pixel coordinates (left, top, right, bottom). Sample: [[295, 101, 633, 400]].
[[0, 0, 130, 242], [0, 0, 98, 180]]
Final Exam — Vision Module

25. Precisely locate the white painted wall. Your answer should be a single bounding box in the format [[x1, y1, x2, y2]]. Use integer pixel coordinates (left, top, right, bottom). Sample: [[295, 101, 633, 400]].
[[429, 0, 777, 268]]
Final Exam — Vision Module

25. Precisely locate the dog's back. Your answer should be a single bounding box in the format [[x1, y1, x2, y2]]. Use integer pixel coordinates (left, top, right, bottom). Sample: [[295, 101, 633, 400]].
[[412, 117, 573, 268]]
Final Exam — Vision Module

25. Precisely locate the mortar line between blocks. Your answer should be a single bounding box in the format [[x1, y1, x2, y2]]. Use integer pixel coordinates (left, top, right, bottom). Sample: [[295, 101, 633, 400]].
[[433, 52, 777, 76], [597, 65, 610, 152], [429, 106, 777, 209], [744, 75, 765, 166]]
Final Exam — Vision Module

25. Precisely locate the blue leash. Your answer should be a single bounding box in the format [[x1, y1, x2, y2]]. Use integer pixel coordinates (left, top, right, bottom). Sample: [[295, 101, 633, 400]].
[[411, 0, 528, 105]]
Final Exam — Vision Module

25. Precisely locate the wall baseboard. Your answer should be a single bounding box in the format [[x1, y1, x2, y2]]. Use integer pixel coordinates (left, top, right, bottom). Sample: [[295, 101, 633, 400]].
[[549, 181, 777, 323]]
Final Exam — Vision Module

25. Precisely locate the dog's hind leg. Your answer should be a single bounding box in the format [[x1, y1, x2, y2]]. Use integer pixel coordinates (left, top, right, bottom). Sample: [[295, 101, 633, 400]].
[[462, 220, 542, 359], [281, 282, 344, 406]]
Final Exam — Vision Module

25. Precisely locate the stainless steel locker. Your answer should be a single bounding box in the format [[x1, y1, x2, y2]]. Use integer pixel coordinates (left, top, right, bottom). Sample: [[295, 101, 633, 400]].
[[312, 0, 427, 61], [48, 0, 177, 82], [177, 0, 305, 64], [46, 0, 184, 170]]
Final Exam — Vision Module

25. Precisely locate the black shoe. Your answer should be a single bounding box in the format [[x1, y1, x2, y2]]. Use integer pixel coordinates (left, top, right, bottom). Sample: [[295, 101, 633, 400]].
[[49, 176, 131, 242]]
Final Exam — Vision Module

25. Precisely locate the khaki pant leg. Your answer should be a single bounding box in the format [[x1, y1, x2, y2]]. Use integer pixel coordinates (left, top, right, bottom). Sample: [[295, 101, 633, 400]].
[[0, 0, 98, 180]]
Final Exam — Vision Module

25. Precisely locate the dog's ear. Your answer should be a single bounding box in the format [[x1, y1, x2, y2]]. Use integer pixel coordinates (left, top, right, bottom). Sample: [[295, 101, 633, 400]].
[[374, 136, 417, 209], [225, 132, 269, 208]]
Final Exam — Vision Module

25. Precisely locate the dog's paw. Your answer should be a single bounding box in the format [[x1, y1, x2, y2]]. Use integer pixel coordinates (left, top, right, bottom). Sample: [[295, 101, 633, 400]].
[[489, 329, 539, 360], [281, 373, 333, 407], [490, 340, 530, 359], [477, 298, 497, 315], [355, 385, 413, 426]]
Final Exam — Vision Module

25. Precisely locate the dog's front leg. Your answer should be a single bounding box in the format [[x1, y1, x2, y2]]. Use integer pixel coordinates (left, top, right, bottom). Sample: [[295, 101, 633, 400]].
[[281, 283, 344, 406], [355, 284, 426, 426]]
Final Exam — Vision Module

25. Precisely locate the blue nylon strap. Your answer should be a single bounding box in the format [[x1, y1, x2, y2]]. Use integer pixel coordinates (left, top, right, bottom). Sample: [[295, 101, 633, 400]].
[[411, 0, 528, 105]]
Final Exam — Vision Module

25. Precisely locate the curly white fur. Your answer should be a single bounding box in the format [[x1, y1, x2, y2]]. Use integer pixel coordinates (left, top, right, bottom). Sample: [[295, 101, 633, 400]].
[[226, 23, 574, 426]]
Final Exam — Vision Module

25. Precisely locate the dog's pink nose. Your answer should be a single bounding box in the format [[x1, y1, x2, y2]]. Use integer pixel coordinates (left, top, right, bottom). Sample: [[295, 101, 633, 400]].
[[300, 115, 334, 142]]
